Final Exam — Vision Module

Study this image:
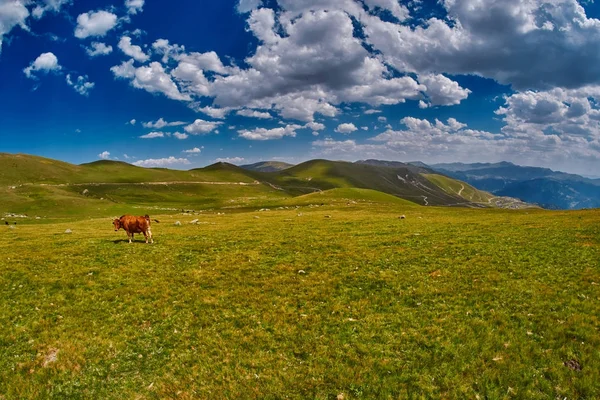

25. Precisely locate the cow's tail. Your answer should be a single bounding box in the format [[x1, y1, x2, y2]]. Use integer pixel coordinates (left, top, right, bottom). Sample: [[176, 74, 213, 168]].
[[153, 219, 160, 223]]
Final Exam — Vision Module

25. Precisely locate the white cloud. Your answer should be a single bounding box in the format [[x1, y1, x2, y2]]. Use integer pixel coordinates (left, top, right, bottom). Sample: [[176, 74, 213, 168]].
[[377, 116, 387, 123], [362, 0, 600, 91], [98, 151, 110, 159], [66, 74, 95, 96], [175, 51, 227, 74], [139, 131, 166, 139], [364, 109, 382, 114], [118, 36, 149, 62], [129, 119, 136, 125], [110, 59, 136, 79], [236, 109, 272, 119], [195, 106, 231, 119], [335, 123, 358, 134], [173, 132, 188, 140], [142, 118, 186, 129], [304, 121, 325, 131], [209, 9, 424, 121], [183, 147, 202, 154], [419, 74, 471, 106], [238, 124, 301, 140], [32, 0, 72, 19], [363, 0, 409, 21], [112, 61, 191, 101], [0, 1, 29, 53], [133, 156, 190, 167], [237, 0, 262, 13], [23, 52, 61, 79], [74, 10, 118, 39], [152, 39, 185, 63], [125, 0, 144, 15], [215, 157, 245, 164], [184, 119, 222, 134], [85, 42, 113, 57]]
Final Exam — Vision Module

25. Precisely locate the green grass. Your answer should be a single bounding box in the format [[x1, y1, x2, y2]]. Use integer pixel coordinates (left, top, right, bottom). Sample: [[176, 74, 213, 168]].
[[423, 173, 494, 203], [1, 202, 599, 399]]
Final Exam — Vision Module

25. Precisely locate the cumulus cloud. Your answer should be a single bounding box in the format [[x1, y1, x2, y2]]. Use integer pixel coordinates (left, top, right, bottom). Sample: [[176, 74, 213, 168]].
[[111, 61, 191, 101], [195, 106, 231, 119], [183, 147, 202, 154], [32, 0, 72, 19], [23, 52, 61, 78], [419, 74, 471, 107], [0, 1, 29, 53], [74, 10, 118, 39], [335, 123, 358, 134], [133, 156, 190, 167], [208, 8, 425, 121], [98, 151, 110, 159], [173, 132, 188, 140], [362, 0, 600, 91], [125, 0, 144, 15], [85, 42, 113, 57], [118, 36, 149, 62], [142, 118, 186, 129], [305, 121, 325, 131], [236, 109, 272, 119], [238, 124, 301, 140], [184, 119, 222, 134], [66, 74, 95, 96], [215, 157, 245, 164], [139, 131, 166, 139], [364, 109, 381, 114]]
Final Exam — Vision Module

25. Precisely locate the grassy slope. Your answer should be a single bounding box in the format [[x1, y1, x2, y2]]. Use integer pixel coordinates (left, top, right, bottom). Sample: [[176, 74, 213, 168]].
[[423, 173, 494, 203], [0, 204, 598, 399], [258, 160, 468, 206]]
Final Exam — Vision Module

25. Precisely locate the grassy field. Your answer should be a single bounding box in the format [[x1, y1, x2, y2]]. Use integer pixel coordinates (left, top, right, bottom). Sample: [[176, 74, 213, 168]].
[[1, 194, 599, 399]]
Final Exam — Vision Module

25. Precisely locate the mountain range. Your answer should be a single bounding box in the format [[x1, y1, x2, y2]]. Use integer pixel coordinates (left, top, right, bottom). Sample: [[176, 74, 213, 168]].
[[427, 161, 600, 210]]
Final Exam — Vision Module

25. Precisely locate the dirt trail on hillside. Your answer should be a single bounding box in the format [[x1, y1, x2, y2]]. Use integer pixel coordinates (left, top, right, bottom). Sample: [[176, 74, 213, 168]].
[[28, 181, 262, 187]]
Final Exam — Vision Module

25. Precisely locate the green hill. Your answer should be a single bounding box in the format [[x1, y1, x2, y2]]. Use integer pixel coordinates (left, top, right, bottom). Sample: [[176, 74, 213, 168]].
[[0, 154, 533, 218], [256, 159, 477, 206], [423, 173, 494, 203], [240, 161, 294, 172]]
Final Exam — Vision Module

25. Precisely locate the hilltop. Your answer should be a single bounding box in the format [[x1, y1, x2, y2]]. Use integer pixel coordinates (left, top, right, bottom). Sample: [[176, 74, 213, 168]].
[[240, 161, 294, 172]]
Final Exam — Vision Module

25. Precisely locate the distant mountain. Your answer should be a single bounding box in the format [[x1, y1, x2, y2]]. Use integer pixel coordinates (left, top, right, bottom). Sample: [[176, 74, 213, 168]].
[[240, 161, 294, 172], [428, 161, 600, 210]]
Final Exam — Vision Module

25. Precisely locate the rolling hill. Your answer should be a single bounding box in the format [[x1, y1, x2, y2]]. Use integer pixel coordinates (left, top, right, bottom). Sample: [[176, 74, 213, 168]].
[[0, 153, 532, 218]]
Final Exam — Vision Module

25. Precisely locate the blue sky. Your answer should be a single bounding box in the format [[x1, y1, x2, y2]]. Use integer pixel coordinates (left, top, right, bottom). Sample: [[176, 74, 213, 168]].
[[1, 0, 599, 174]]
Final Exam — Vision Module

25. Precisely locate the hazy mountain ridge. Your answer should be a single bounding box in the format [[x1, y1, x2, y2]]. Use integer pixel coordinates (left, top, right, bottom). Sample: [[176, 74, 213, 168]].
[[428, 161, 600, 210]]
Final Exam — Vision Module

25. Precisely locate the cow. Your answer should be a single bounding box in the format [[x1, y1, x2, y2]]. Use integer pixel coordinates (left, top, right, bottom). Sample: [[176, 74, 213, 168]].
[[113, 214, 154, 244]]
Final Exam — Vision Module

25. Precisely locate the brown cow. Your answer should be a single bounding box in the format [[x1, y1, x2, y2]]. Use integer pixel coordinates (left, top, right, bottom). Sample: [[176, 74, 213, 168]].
[[113, 214, 154, 244]]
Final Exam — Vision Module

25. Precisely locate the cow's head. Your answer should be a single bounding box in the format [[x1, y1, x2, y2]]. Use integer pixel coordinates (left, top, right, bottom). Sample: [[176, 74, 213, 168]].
[[113, 218, 121, 231]]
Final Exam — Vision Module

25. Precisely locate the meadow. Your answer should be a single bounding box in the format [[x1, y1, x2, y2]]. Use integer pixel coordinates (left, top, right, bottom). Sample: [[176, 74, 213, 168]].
[[1, 190, 599, 399]]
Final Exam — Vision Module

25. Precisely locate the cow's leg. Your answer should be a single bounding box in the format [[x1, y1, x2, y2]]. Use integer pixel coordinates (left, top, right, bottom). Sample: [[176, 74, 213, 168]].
[[147, 227, 153, 244], [143, 230, 148, 243], [128, 232, 132, 243]]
